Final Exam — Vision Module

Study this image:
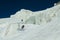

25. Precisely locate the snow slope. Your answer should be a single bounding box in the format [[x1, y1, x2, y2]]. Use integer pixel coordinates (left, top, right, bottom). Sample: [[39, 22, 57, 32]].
[[0, 3, 60, 40]]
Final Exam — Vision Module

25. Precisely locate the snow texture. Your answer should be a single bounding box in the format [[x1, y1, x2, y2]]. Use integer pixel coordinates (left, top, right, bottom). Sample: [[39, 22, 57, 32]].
[[0, 3, 60, 40]]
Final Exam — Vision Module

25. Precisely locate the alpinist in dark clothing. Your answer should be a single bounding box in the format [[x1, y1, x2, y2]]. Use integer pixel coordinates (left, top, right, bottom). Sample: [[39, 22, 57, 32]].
[[21, 25, 24, 29], [17, 25, 25, 31]]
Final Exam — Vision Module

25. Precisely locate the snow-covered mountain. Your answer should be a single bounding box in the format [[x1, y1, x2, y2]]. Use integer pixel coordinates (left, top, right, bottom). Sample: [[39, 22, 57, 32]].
[[0, 3, 60, 40]]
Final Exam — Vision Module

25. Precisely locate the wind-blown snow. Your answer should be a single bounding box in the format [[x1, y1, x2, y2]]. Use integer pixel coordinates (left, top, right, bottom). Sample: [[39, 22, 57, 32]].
[[0, 3, 60, 40]]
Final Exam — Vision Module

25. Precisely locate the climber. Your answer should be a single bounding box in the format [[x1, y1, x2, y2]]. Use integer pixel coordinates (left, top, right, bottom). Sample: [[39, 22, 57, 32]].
[[21, 25, 24, 29]]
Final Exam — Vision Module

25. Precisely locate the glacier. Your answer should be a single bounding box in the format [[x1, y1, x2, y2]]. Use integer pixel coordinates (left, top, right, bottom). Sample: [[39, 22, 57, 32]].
[[0, 3, 60, 40]]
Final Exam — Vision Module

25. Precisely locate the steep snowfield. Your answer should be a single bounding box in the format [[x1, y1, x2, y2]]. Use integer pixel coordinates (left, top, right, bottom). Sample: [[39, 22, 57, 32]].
[[0, 4, 60, 40]]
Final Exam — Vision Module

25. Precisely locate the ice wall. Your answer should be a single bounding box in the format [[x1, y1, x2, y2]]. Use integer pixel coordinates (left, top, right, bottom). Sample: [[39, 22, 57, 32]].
[[10, 4, 60, 25]]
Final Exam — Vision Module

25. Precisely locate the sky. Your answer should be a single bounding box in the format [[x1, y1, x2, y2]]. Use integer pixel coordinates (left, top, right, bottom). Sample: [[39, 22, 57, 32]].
[[0, 0, 60, 18]]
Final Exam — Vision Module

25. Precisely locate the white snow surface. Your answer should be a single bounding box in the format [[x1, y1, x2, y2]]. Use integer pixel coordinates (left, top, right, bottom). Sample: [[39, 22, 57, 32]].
[[0, 4, 60, 40]]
